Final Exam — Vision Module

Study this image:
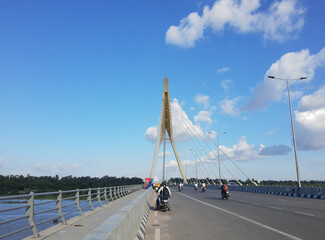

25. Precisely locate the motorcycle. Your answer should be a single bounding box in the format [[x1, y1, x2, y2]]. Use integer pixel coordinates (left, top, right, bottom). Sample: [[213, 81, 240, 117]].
[[178, 185, 183, 192], [156, 196, 170, 212], [202, 186, 206, 192], [221, 190, 230, 200], [194, 185, 198, 191]]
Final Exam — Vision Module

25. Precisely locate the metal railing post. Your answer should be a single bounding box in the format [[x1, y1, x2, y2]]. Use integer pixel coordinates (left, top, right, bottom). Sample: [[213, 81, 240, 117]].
[[26, 192, 39, 238], [56, 190, 67, 224], [117, 186, 121, 198], [97, 188, 102, 207], [115, 186, 118, 199], [75, 189, 83, 216], [104, 187, 109, 204], [88, 188, 94, 211], [109, 187, 114, 201]]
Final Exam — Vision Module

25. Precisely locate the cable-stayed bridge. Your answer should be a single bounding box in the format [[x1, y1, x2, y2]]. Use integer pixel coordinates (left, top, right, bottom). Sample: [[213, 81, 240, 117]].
[[149, 77, 257, 187], [0, 78, 324, 240]]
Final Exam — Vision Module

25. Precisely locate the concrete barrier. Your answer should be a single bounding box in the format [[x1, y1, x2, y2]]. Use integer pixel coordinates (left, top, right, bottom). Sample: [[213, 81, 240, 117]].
[[82, 188, 153, 240], [226, 185, 325, 199]]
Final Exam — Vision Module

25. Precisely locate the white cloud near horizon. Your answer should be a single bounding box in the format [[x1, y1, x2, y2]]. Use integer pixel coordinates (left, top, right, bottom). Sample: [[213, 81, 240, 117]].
[[166, 0, 305, 47], [0, 157, 4, 168], [158, 151, 172, 157], [33, 162, 83, 175], [242, 48, 325, 111], [219, 136, 265, 161], [194, 93, 210, 108]]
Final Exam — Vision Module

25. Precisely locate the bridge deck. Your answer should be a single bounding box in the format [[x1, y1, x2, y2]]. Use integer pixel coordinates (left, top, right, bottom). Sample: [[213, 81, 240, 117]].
[[24, 190, 144, 240], [145, 186, 325, 240]]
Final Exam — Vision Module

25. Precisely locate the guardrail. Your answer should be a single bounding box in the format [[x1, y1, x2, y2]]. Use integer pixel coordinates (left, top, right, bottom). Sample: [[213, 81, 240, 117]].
[[0, 185, 142, 239], [227, 185, 325, 199]]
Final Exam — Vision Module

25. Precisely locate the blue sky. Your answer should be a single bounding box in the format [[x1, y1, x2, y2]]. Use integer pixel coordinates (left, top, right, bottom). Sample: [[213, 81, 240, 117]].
[[1, 0, 324, 181]]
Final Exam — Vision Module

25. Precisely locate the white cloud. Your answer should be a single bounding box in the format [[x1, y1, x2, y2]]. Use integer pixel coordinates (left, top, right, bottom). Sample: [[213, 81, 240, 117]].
[[217, 67, 230, 73], [158, 151, 172, 157], [259, 145, 291, 156], [194, 93, 210, 108], [265, 130, 276, 135], [220, 79, 233, 90], [297, 86, 325, 111], [194, 110, 212, 124], [288, 90, 304, 100], [220, 97, 241, 115], [166, 0, 305, 47], [144, 126, 158, 142], [242, 48, 325, 111], [295, 86, 325, 150], [33, 162, 83, 175], [166, 160, 178, 168], [219, 136, 264, 161]]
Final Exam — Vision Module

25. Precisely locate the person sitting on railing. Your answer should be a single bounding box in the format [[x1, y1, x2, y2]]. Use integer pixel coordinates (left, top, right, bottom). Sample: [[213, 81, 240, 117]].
[[155, 181, 171, 210]]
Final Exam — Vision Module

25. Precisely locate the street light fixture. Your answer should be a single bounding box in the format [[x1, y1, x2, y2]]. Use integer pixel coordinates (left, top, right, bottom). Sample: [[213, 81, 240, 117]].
[[268, 75, 307, 188]]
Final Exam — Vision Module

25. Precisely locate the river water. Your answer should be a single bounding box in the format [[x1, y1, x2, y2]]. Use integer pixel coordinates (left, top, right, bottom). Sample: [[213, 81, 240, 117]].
[[0, 199, 99, 240]]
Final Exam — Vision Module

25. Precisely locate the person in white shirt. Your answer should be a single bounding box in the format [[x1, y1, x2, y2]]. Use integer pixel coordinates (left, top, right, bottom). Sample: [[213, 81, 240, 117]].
[[156, 181, 171, 210]]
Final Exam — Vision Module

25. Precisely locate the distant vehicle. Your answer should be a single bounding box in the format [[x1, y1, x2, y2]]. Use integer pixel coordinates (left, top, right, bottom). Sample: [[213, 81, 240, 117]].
[[227, 182, 238, 186]]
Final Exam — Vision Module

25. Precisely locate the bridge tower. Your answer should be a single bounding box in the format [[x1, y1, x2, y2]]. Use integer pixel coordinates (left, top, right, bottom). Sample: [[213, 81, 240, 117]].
[[149, 77, 188, 184]]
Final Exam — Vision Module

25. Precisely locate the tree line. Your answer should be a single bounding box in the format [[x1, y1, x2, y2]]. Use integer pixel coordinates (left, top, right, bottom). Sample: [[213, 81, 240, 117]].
[[0, 174, 144, 196]]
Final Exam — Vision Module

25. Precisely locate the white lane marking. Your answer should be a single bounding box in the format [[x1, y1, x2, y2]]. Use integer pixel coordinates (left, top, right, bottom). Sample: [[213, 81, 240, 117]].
[[178, 192, 302, 240], [276, 199, 287, 202], [154, 219, 158, 225], [253, 203, 261, 206], [270, 206, 282, 210], [294, 211, 314, 217], [238, 200, 247, 203], [155, 228, 160, 240], [154, 211, 157, 216], [297, 202, 306, 204]]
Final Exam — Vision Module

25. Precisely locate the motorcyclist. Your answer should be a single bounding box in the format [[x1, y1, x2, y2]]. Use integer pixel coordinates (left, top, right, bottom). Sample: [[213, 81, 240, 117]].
[[156, 181, 171, 210], [221, 183, 229, 195], [194, 182, 198, 190], [178, 182, 183, 191]]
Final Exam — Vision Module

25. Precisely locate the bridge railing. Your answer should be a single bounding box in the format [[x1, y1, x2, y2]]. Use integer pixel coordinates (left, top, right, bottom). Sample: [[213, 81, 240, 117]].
[[0, 185, 142, 240]]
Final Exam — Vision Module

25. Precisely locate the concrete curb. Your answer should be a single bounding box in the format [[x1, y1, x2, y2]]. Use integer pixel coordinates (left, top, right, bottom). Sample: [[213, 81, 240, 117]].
[[135, 209, 150, 240]]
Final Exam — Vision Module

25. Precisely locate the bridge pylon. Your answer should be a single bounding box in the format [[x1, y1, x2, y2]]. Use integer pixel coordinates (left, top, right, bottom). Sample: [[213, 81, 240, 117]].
[[149, 77, 188, 184]]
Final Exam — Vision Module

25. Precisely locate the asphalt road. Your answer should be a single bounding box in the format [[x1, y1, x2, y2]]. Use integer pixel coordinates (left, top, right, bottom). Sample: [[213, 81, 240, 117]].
[[144, 185, 325, 240]]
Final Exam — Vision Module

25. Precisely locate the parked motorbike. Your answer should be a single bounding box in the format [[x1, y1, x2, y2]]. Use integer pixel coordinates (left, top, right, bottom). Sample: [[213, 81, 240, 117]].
[[221, 190, 230, 200]]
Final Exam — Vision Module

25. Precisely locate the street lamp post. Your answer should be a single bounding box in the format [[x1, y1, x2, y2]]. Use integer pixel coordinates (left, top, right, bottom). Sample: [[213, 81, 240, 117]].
[[209, 131, 226, 184], [190, 149, 200, 183], [217, 132, 227, 184], [268, 76, 307, 188]]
